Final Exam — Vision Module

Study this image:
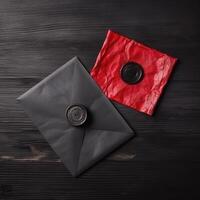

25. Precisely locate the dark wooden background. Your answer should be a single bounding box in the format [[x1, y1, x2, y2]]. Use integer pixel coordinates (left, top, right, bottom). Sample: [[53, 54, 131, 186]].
[[0, 0, 200, 199]]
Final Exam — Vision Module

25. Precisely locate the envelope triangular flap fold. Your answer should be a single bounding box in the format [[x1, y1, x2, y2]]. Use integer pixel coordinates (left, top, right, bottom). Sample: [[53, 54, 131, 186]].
[[17, 57, 134, 177], [72, 58, 133, 133]]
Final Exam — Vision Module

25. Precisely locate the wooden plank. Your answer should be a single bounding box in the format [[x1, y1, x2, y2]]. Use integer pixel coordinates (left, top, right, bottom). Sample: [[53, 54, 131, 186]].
[[0, 0, 200, 199], [0, 160, 200, 199]]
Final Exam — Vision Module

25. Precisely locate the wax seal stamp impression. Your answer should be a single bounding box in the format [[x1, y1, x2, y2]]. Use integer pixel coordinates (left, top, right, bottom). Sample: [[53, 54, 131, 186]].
[[121, 62, 143, 84], [66, 105, 87, 126]]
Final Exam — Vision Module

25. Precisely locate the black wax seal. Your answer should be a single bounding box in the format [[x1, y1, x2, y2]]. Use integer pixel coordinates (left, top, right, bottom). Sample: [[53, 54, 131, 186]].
[[121, 62, 143, 84], [66, 105, 87, 126]]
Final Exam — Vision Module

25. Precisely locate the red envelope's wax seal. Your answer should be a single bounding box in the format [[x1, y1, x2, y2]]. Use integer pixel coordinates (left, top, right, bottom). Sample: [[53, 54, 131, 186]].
[[66, 105, 87, 126], [121, 62, 143, 84]]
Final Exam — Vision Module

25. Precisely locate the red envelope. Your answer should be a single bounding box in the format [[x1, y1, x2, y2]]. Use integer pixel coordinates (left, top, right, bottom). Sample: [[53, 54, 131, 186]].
[[91, 30, 177, 115]]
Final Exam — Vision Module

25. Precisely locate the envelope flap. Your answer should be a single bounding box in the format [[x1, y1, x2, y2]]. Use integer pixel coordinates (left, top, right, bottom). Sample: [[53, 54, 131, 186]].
[[71, 58, 133, 133]]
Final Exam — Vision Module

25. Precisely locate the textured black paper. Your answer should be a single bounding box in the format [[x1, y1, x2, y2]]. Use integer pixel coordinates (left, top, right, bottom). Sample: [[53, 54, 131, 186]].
[[17, 57, 134, 177]]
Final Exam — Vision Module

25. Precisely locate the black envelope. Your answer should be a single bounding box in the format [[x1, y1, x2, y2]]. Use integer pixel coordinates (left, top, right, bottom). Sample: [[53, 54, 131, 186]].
[[17, 57, 134, 177]]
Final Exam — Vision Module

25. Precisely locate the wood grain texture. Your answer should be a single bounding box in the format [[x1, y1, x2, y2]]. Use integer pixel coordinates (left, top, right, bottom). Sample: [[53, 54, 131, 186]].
[[0, 0, 200, 199]]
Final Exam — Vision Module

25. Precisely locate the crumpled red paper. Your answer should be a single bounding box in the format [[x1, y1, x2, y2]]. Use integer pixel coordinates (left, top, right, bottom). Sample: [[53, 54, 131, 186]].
[[90, 30, 177, 115]]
